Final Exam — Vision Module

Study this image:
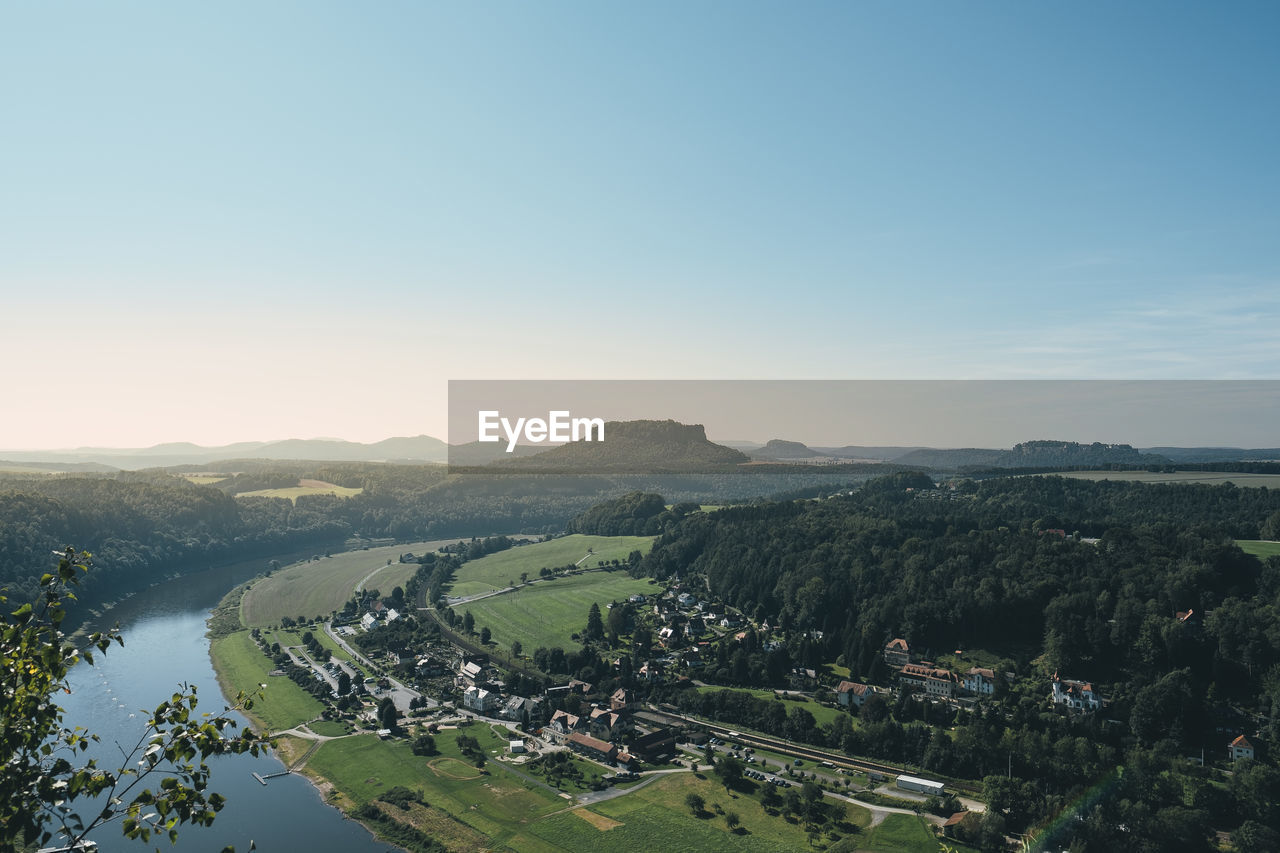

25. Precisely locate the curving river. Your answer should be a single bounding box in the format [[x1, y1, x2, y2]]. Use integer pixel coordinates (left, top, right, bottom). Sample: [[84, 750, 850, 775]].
[[61, 562, 394, 853]]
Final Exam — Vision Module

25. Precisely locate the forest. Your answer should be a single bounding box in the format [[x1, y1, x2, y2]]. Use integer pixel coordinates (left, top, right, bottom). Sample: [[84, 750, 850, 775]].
[[630, 472, 1280, 850]]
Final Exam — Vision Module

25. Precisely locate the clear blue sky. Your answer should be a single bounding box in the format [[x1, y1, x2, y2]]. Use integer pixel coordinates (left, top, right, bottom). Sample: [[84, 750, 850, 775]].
[[2, 2, 1277, 447]]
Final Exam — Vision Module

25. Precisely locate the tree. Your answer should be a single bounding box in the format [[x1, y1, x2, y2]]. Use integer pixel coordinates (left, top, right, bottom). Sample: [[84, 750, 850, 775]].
[[685, 792, 705, 815], [586, 602, 604, 641], [463, 610, 475, 634], [411, 734, 437, 756], [725, 810, 740, 830], [377, 697, 399, 730], [480, 626, 492, 645], [0, 549, 270, 851], [337, 671, 352, 696], [717, 754, 743, 788], [511, 639, 523, 658]]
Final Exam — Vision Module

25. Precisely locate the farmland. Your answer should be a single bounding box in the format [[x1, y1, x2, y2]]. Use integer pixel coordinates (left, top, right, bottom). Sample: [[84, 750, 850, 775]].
[[240, 539, 459, 627], [234, 478, 364, 501], [448, 534, 655, 598], [1046, 470, 1280, 488], [453, 571, 658, 651]]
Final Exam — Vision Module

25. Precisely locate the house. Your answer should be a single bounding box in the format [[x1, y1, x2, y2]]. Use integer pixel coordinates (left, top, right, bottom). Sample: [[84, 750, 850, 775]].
[[384, 608, 401, 623], [568, 732, 618, 764], [963, 667, 996, 696], [631, 728, 677, 762], [610, 688, 631, 711], [720, 615, 742, 629], [677, 592, 696, 608], [1229, 735, 1255, 762], [568, 678, 593, 695], [589, 708, 627, 739], [548, 710, 584, 739], [462, 686, 499, 714], [943, 811, 980, 841], [835, 680, 872, 708], [509, 739, 526, 754], [898, 664, 958, 698], [884, 638, 911, 667], [458, 660, 485, 686], [1051, 673, 1103, 712], [658, 626, 677, 646], [616, 750, 636, 770], [638, 660, 662, 682], [415, 656, 448, 678], [500, 694, 540, 722], [360, 613, 378, 631], [629, 593, 645, 603]]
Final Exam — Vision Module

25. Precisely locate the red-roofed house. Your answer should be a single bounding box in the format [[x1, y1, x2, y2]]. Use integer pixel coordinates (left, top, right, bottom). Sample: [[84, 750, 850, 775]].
[[963, 667, 996, 696], [1051, 673, 1103, 712], [568, 732, 619, 764], [899, 664, 957, 698], [1229, 735, 1255, 762], [884, 638, 911, 668], [835, 680, 872, 708]]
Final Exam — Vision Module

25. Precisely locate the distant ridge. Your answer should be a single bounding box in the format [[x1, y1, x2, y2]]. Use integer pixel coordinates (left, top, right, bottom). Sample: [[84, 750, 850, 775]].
[[480, 419, 749, 472], [749, 439, 820, 461]]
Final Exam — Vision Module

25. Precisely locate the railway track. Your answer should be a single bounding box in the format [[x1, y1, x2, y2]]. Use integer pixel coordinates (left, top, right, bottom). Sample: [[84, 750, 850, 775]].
[[642, 703, 981, 795]]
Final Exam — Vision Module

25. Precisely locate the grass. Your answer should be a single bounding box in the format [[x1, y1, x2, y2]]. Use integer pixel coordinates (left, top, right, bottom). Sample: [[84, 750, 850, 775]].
[[693, 686, 850, 731], [449, 534, 655, 598], [1237, 540, 1280, 559], [179, 473, 227, 485], [305, 726, 564, 848], [235, 479, 364, 501], [209, 631, 325, 732], [1045, 470, 1280, 488], [240, 539, 455, 627], [308, 719, 354, 736], [453, 571, 657, 651], [865, 812, 944, 851]]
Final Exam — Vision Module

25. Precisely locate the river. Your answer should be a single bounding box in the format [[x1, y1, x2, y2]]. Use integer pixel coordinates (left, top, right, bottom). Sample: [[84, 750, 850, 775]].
[[60, 561, 395, 853]]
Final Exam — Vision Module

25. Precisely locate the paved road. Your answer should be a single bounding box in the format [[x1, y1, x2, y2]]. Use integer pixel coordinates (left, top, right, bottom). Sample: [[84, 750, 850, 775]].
[[323, 621, 434, 713]]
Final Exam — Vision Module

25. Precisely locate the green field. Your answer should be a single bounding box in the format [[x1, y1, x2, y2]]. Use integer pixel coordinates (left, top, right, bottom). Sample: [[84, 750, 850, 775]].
[[240, 540, 456, 627], [1046, 470, 1280, 488], [453, 571, 657, 651], [527, 772, 880, 853], [306, 726, 565, 850], [865, 812, 947, 852], [693, 686, 850, 731], [209, 631, 324, 732], [1238, 540, 1280, 559], [449, 534, 655, 598]]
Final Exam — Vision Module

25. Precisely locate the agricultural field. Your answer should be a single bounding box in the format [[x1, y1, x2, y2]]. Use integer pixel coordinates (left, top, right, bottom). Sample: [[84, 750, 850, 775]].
[[240, 539, 458, 627], [1238, 540, 1280, 559], [1045, 470, 1280, 488], [453, 571, 658, 651], [208, 630, 324, 732], [179, 473, 227, 485], [234, 478, 364, 501], [449, 534, 655, 598], [305, 726, 565, 851]]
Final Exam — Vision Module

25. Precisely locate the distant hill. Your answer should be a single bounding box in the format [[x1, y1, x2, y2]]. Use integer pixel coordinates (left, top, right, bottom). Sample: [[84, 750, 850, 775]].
[[891, 440, 1169, 471], [749, 439, 820, 461], [487, 420, 750, 472], [812, 445, 927, 461], [0, 435, 450, 468], [890, 447, 1004, 469], [1142, 446, 1280, 464]]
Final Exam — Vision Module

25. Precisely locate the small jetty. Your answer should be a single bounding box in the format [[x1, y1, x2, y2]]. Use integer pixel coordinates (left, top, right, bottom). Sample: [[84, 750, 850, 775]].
[[251, 769, 291, 785]]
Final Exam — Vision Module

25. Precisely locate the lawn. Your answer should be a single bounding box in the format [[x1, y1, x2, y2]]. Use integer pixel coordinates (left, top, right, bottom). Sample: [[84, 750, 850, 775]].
[[865, 812, 946, 852], [306, 725, 564, 848], [209, 630, 324, 732], [449, 534, 655, 598], [527, 771, 874, 853], [240, 539, 458, 627], [1237, 540, 1280, 559], [453, 571, 657, 651]]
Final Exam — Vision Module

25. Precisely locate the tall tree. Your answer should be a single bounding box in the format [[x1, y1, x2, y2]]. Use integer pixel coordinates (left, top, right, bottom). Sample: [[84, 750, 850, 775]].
[[586, 602, 604, 641]]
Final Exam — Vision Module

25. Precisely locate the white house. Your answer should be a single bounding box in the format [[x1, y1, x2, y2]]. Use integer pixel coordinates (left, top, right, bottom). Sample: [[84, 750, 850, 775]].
[[1229, 735, 1255, 762], [462, 686, 499, 713], [360, 613, 378, 631], [835, 680, 872, 708], [963, 667, 996, 696], [1050, 674, 1102, 712]]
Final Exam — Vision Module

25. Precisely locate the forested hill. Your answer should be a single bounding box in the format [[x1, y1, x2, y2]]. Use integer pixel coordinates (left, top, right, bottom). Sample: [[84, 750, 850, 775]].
[[497, 420, 750, 471], [639, 472, 1280, 703]]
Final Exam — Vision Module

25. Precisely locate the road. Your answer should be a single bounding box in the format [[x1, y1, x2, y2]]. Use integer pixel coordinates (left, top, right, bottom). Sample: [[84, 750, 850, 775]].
[[322, 620, 434, 713]]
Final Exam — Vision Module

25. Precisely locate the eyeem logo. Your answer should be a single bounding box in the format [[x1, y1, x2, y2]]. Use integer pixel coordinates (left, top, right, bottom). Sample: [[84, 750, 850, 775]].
[[477, 411, 605, 453]]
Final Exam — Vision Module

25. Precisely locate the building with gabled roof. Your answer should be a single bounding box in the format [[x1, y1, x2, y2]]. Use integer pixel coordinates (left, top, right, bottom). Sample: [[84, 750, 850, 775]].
[[835, 680, 872, 708], [1229, 735, 1255, 762], [884, 638, 911, 667], [568, 732, 618, 764], [963, 667, 996, 696], [899, 663, 957, 697], [1051, 673, 1103, 712]]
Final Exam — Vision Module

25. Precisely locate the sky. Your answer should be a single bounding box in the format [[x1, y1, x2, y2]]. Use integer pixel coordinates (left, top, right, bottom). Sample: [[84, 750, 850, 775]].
[[2, 2, 1278, 449]]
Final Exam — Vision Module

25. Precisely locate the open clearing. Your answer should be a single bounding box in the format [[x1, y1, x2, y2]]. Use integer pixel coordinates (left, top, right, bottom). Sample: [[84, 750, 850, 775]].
[[1238, 540, 1280, 559], [692, 686, 849, 731], [241, 539, 462, 627], [235, 479, 364, 501], [573, 809, 623, 830], [1045, 470, 1280, 488], [448, 534, 655, 598], [452, 571, 656, 651]]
